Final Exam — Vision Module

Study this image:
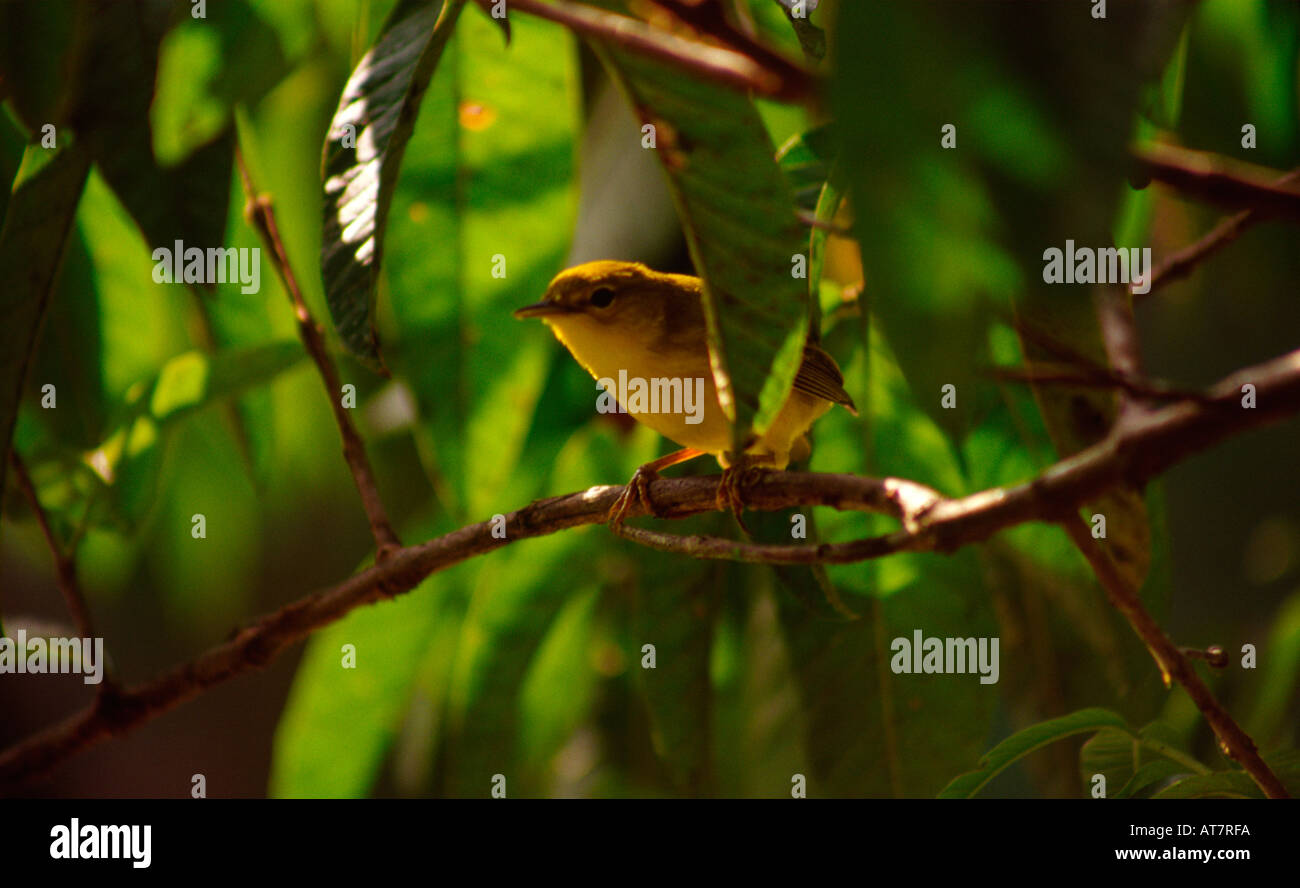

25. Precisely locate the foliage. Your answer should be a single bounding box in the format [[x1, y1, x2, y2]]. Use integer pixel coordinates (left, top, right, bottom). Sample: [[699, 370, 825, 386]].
[[1, 0, 1298, 798]]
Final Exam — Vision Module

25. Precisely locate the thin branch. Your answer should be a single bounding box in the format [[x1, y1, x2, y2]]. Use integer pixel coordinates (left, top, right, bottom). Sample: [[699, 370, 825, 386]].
[[235, 148, 402, 559], [8, 452, 97, 641], [987, 367, 1212, 406], [1062, 516, 1288, 799], [507, 0, 814, 100], [1140, 167, 1300, 301], [1131, 143, 1300, 222], [3, 347, 1299, 788]]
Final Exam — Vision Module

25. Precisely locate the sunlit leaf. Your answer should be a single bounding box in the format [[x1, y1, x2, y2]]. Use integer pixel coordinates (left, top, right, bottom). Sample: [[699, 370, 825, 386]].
[[320, 0, 466, 365]]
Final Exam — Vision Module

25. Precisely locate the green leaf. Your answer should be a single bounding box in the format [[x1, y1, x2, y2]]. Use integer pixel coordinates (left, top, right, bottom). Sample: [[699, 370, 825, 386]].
[[1152, 750, 1300, 798], [0, 142, 91, 500], [0, 0, 78, 133], [587, 1, 810, 446], [1152, 771, 1262, 799], [384, 7, 577, 520], [85, 341, 305, 529], [775, 557, 999, 798], [775, 124, 836, 213], [1246, 588, 1300, 747], [1079, 723, 1207, 799], [320, 0, 466, 366], [64, 0, 234, 258], [152, 0, 291, 164], [634, 554, 724, 795], [939, 708, 1129, 799], [518, 585, 601, 770], [271, 575, 448, 798]]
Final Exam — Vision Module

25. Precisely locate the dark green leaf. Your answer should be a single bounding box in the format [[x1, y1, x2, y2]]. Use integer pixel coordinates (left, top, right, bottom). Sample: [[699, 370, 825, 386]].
[[320, 0, 465, 366], [939, 708, 1129, 799], [0, 142, 91, 499]]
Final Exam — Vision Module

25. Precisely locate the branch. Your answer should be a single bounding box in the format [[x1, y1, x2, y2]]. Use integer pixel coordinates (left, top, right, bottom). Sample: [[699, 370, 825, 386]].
[[3, 346, 1299, 789], [1140, 167, 1300, 300], [7, 452, 98, 642], [1062, 517, 1288, 798], [507, 0, 814, 100], [235, 149, 401, 559], [1132, 143, 1300, 222]]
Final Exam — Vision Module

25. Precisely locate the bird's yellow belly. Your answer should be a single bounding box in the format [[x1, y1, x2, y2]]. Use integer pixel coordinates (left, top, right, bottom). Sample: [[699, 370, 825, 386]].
[[550, 316, 828, 468]]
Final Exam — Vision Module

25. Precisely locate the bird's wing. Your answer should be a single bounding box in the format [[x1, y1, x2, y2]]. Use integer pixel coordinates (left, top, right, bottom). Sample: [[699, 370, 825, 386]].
[[792, 344, 858, 415]]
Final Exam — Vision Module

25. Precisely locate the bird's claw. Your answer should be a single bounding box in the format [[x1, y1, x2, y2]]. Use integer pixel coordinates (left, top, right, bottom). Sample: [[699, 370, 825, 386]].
[[716, 462, 768, 535], [608, 465, 661, 530]]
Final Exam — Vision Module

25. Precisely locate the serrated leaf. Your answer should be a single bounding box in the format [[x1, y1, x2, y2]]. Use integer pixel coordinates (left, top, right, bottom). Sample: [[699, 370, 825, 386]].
[[320, 0, 466, 366], [939, 708, 1129, 799], [0, 142, 91, 501]]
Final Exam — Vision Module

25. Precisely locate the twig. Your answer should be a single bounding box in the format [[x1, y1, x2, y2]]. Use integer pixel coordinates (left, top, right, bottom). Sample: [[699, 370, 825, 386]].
[[507, 0, 813, 100], [987, 367, 1212, 406], [1140, 168, 1300, 301], [235, 148, 401, 559], [1131, 143, 1300, 222], [8, 452, 97, 641], [3, 346, 1299, 788], [1062, 517, 1288, 799]]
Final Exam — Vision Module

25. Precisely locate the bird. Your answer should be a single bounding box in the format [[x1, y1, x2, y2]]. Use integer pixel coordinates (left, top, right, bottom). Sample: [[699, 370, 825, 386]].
[[514, 260, 857, 527]]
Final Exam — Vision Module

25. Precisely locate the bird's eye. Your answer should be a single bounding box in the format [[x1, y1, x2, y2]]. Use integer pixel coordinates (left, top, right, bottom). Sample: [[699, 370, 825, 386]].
[[590, 287, 615, 308]]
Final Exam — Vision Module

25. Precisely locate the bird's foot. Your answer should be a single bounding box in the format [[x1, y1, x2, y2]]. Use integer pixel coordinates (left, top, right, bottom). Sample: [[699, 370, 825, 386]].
[[608, 465, 662, 530], [715, 458, 770, 536]]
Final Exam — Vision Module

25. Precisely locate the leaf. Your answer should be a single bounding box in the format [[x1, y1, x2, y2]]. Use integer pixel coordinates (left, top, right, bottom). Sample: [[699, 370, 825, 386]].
[[1151, 771, 1262, 799], [64, 0, 234, 258], [1245, 588, 1300, 747], [634, 553, 724, 795], [0, 0, 78, 133], [270, 574, 448, 798], [320, 0, 466, 366], [384, 7, 577, 520], [1152, 751, 1300, 798], [939, 708, 1130, 799], [0, 142, 91, 501], [776, 558, 999, 798], [1079, 722, 1207, 799], [586, 0, 810, 446], [773, 0, 826, 61], [518, 585, 601, 770], [151, 0, 292, 164], [775, 124, 835, 213], [85, 341, 305, 529]]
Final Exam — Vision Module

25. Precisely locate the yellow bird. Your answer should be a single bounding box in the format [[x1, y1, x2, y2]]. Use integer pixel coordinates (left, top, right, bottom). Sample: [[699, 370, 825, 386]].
[[514, 260, 857, 526]]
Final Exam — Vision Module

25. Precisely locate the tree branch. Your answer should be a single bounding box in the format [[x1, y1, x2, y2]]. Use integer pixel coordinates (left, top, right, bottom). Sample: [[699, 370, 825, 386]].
[[1062, 516, 1288, 799], [507, 0, 814, 100], [235, 149, 401, 559], [1131, 143, 1300, 222], [7, 452, 98, 642], [3, 346, 1299, 789], [1139, 167, 1300, 301]]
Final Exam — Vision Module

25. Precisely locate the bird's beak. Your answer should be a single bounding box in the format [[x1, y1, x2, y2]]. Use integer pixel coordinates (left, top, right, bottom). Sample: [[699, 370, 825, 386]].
[[513, 301, 576, 319]]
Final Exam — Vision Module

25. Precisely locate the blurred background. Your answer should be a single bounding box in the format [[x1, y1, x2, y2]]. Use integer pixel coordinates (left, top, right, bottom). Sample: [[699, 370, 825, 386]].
[[1, 0, 1298, 798]]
